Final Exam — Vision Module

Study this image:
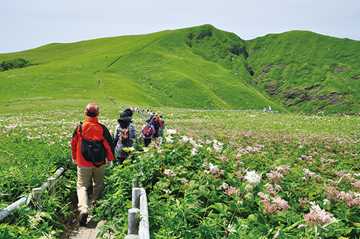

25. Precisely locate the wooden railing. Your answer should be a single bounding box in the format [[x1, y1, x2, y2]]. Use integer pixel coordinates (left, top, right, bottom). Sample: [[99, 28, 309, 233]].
[[125, 187, 150, 239], [0, 167, 65, 221]]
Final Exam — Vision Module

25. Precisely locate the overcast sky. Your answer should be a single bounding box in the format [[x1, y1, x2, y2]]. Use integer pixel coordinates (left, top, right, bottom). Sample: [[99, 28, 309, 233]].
[[2, 0, 359, 53]]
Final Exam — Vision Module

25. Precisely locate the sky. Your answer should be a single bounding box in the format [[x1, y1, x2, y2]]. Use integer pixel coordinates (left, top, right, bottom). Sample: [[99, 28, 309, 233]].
[[1, 0, 360, 53]]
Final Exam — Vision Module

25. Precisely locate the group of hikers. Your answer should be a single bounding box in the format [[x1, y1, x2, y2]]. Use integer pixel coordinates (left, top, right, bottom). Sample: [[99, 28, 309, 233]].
[[71, 103, 164, 226]]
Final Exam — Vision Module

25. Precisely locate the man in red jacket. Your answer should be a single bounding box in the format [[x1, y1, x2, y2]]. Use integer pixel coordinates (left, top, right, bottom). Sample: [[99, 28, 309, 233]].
[[71, 103, 115, 226]]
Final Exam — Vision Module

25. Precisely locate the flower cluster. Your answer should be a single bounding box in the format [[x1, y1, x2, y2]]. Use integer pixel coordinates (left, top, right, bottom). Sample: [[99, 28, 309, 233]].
[[303, 168, 320, 181], [266, 165, 290, 184], [326, 186, 360, 207], [212, 139, 224, 152], [304, 203, 335, 226], [244, 170, 261, 186], [219, 182, 239, 196], [207, 163, 224, 177], [266, 183, 282, 197], [258, 192, 289, 214], [181, 135, 202, 155], [237, 144, 264, 157], [164, 169, 176, 177]]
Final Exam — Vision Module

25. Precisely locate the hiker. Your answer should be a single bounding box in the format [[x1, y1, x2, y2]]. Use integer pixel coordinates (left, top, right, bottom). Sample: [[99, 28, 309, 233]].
[[151, 114, 165, 145], [71, 103, 115, 226], [114, 110, 136, 163], [141, 122, 155, 147]]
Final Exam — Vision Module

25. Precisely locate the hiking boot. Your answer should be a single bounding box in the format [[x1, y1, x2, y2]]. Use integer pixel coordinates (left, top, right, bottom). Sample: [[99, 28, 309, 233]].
[[79, 212, 88, 226]]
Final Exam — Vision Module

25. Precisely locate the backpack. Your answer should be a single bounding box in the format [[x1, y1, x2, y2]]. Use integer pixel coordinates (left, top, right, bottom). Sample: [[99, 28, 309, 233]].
[[142, 124, 154, 139], [79, 123, 106, 167]]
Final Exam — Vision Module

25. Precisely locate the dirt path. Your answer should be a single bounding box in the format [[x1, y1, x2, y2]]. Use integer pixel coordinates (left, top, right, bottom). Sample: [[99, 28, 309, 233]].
[[69, 219, 105, 239]]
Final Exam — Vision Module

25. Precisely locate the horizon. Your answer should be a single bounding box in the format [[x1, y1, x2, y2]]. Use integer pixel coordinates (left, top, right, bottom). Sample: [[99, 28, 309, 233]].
[[2, 0, 359, 53]]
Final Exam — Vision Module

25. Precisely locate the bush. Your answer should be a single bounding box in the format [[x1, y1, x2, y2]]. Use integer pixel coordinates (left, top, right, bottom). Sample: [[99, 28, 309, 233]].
[[0, 58, 30, 71]]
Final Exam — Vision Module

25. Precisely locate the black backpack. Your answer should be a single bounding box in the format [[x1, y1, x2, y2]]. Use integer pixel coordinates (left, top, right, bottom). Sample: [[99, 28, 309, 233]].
[[79, 123, 106, 167]]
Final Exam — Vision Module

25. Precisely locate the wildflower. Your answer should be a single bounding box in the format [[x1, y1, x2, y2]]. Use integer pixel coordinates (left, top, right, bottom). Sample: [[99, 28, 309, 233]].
[[303, 169, 318, 180], [352, 180, 360, 191], [299, 155, 313, 161], [267, 170, 283, 184], [166, 129, 177, 135], [164, 169, 176, 177], [213, 140, 223, 152], [325, 186, 360, 207], [244, 170, 261, 186], [237, 144, 264, 156], [304, 203, 335, 226], [208, 163, 224, 177], [179, 178, 189, 184], [224, 186, 239, 196], [181, 135, 190, 143], [165, 136, 174, 143], [191, 147, 198, 156], [257, 192, 289, 214], [275, 165, 290, 174], [266, 183, 282, 196], [219, 182, 229, 190]]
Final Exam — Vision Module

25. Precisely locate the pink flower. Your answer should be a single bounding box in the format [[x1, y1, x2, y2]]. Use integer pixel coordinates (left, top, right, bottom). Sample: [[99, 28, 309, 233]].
[[257, 192, 289, 214], [208, 163, 224, 177], [351, 181, 360, 191], [273, 197, 289, 210], [224, 186, 239, 196], [304, 203, 335, 226], [267, 171, 283, 184], [266, 184, 282, 197], [325, 186, 360, 207]]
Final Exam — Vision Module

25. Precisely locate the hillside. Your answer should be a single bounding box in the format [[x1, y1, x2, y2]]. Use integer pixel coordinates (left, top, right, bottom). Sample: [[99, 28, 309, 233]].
[[1, 25, 360, 113], [0, 25, 279, 113], [247, 31, 360, 113]]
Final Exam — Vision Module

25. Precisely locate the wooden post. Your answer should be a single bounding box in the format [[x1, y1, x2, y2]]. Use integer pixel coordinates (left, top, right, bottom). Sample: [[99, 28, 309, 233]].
[[128, 208, 140, 235], [139, 188, 150, 239], [132, 188, 141, 209]]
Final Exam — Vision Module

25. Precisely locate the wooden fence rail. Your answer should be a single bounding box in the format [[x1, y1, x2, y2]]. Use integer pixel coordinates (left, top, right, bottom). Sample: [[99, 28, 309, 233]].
[[0, 167, 65, 222]]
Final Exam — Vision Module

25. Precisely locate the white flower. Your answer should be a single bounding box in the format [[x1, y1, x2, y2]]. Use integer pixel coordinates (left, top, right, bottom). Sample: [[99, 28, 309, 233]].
[[165, 136, 174, 143], [181, 135, 190, 143], [213, 140, 224, 152], [164, 169, 176, 177], [244, 170, 261, 185], [191, 147, 198, 156], [209, 163, 219, 174], [166, 129, 177, 135]]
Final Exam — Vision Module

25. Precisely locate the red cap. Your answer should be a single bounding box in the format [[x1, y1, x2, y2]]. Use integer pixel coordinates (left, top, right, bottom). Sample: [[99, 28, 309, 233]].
[[85, 103, 99, 117]]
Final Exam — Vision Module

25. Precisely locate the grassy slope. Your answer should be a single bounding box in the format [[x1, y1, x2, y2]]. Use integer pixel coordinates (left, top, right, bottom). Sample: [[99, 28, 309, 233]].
[[0, 25, 280, 113], [1, 25, 360, 114], [247, 31, 360, 113]]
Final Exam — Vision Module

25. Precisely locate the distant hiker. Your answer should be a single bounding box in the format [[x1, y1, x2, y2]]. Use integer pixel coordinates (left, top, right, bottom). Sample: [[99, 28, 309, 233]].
[[141, 113, 165, 147], [114, 110, 136, 163], [71, 103, 115, 226], [141, 122, 155, 147], [152, 114, 165, 139]]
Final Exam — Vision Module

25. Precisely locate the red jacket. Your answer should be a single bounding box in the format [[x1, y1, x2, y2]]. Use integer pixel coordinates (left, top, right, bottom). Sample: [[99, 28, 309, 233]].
[[71, 117, 115, 167]]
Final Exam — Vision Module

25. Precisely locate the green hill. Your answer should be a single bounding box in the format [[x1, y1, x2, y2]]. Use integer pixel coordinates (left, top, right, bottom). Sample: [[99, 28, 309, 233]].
[[1, 25, 360, 113], [247, 31, 360, 113], [0, 25, 280, 113]]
